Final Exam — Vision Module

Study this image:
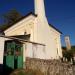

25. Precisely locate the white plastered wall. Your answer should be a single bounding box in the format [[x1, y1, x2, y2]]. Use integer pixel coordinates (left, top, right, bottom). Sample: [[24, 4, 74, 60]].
[[33, 17, 62, 59], [0, 37, 5, 64], [24, 42, 45, 59]]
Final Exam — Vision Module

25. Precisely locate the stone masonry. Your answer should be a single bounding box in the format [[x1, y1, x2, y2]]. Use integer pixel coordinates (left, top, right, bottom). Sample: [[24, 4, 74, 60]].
[[25, 57, 75, 75]]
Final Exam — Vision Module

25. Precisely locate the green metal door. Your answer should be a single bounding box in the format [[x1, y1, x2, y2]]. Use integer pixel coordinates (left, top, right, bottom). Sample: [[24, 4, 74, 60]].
[[4, 40, 23, 69], [6, 42, 15, 69], [6, 55, 14, 69], [15, 44, 23, 69], [17, 56, 23, 69]]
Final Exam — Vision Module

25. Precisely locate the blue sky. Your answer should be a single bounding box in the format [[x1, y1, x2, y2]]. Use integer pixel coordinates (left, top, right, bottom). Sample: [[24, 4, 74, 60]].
[[0, 0, 75, 46]]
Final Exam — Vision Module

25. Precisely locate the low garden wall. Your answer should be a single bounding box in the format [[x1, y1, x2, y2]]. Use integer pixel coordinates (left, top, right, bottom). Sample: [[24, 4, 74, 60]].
[[25, 57, 75, 75]]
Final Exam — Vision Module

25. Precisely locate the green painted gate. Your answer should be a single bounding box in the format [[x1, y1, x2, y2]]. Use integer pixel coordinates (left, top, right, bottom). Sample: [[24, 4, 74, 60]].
[[4, 40, 23, 69]]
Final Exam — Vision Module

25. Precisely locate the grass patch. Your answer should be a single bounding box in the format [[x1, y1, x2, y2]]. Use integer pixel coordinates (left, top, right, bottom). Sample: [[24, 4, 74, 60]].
[[10, 69, 44, 75]]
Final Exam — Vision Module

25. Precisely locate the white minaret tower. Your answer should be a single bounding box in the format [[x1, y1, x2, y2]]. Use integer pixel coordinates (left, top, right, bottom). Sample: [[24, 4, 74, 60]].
[[34, 0, 46, 19], [65, 36, 71, 50]]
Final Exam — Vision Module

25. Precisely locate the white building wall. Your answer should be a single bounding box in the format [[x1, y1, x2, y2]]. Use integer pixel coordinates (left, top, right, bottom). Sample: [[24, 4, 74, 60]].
[[25, 43, 33, 58], [36, 44, 46, 59], [24, 42, 45, 59], [33, 17, 62, 59], [4, 15, 62, 60], [57, 36, 62, 58], [23, 43, 26, 68], [0, 37, 5, 64]]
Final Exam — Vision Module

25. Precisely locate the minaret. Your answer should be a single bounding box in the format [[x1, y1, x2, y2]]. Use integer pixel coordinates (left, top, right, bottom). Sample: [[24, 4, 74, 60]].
[[34, 0, 46, 19], [65, 36, 71, 50]]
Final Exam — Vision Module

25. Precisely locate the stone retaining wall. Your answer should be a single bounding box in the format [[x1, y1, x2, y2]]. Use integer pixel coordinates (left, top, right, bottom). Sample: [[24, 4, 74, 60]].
[[25, 58, 75, 75]]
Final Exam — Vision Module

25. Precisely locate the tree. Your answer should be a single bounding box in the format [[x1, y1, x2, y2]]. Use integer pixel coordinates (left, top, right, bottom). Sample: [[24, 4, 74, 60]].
[[0, 9, 23, 31], [62, 46, 75, 64], [63, 50, 73, 61]]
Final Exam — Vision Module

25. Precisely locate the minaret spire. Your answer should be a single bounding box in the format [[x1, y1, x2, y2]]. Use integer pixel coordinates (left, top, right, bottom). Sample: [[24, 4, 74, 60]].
[[34, 0, 46, 19]]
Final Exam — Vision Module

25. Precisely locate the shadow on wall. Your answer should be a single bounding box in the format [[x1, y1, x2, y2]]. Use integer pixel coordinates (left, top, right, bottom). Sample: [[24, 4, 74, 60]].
[[1, 57, 13, 75], [0, 64, 14, 75], [0, 64, 3, 74], [3, 64, 14, 75]]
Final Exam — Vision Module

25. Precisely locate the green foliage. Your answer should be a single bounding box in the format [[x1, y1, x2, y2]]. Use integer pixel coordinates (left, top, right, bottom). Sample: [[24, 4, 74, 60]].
[[62, 46, 75, 62], [71, 46, 75, 53], [0, 24, 9, 31], [3, 9, 22, 25], [0, 9, 23, 31], [63, 50, 73, 61]]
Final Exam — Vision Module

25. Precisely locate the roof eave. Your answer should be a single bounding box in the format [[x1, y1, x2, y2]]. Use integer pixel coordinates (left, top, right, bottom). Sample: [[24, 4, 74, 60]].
[[4, 12, 37, 32], [49, 24, 62, 34]]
